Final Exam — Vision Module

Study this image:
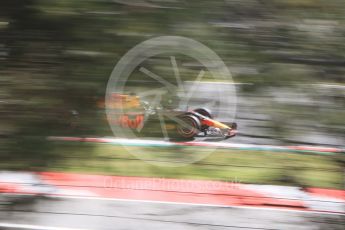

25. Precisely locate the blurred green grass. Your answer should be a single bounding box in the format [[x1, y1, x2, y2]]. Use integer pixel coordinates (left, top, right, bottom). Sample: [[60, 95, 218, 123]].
[[3, 142, 342, 189]]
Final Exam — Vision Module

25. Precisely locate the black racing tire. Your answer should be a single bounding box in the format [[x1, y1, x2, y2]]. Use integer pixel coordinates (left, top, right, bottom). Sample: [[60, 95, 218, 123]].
[[176, 114, 201, 139], [193, 108, 213, 119], [231, 122, 237, 130]]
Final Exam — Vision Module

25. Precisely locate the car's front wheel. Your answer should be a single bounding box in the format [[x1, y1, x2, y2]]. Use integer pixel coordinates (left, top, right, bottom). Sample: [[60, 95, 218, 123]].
[[176, 114, 201, 139]]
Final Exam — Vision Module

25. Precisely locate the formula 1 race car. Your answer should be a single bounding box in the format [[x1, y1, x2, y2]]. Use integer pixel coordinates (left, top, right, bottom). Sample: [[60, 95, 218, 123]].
[[107, 93, 237, 140]]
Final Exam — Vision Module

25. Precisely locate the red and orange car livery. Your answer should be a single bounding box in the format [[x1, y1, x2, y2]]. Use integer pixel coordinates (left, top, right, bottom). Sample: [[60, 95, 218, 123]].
[[107, 93, 237, 140]]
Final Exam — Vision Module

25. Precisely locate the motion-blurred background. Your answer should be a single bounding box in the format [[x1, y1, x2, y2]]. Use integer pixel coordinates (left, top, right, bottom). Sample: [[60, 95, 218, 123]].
[[1, 1, 345, 229], [1, 0, 344, 188]]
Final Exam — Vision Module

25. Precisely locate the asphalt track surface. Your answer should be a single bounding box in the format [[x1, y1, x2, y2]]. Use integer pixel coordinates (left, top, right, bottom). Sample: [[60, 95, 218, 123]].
[[1, 196, 344, 230]]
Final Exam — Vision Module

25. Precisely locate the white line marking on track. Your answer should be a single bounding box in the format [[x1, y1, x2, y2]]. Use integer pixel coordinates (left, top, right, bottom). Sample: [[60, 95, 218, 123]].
[[0, 223, 88, 230], [47, 136, 344, 154]]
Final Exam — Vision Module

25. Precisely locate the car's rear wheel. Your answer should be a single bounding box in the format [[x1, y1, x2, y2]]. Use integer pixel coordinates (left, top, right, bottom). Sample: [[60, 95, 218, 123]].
[[176, 114, 201, 139]]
